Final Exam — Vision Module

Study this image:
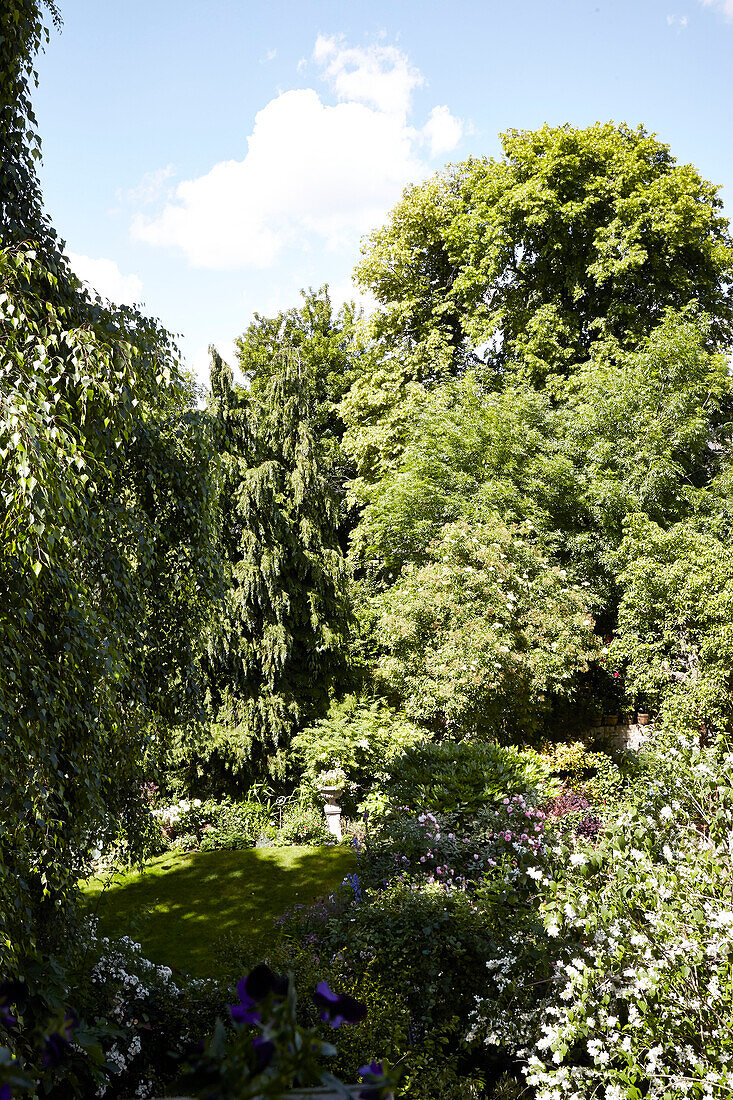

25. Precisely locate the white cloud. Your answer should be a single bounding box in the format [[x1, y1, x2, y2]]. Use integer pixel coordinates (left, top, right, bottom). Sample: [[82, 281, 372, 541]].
[[313, 34, 423, 117], [699, 0, 733, 18], [68, 252, 143, 305], [132, 36, 464, 272], [666, 13, 689, 26], [124, 165, 175, 206], [422, 105, 464, 157]]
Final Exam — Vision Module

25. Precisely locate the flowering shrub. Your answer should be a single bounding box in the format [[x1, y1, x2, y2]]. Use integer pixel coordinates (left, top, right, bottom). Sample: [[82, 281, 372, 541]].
[[466, 731, 733, 1097], [152, 798, 276, 852], [0, 960, 398, 1100], [274, 803, 332, 846], [543, 788, 602, 840], [315, 766, 347, 789], [179, 963, 399, 1099], [378, 739, 549, 821], [363, 796, 550, 896]]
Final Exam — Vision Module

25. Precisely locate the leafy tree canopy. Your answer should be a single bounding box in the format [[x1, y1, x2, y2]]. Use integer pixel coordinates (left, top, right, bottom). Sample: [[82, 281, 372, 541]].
[[355, 122, 733, 392], [0, 0, 220, 973], [368, 517, 598, 741]]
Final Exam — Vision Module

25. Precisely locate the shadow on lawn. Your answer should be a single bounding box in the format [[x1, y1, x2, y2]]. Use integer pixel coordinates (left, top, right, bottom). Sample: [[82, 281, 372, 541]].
[[85, 846, 355, 977]]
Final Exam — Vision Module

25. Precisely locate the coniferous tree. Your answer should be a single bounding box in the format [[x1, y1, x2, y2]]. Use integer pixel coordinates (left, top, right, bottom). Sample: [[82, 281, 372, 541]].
[[202, 348, 349, 782]]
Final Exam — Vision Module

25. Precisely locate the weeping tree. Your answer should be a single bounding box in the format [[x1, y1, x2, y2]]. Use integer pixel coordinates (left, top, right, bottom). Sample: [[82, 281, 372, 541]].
[[196, 348, 350, 788], [0, 0, 220, 975]]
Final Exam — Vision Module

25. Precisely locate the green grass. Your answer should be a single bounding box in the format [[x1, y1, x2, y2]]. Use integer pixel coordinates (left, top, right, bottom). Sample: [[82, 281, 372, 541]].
[[82, 845, 355, 978]]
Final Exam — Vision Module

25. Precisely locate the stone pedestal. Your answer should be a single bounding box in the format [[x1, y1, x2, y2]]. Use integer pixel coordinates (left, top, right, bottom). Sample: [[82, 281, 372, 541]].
[[319, 786, 343, 840], [324, 801, 342, 840]]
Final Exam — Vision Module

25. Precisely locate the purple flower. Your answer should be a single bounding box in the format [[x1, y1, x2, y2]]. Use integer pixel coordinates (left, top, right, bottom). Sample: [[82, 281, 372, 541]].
[[229, 964, 289, 1026], [0, 1085, 11, 1100], [0, 982, 26, 1033], [359, 1060, 386, 1100], [312, 981, 366, 1028], [252, 1034, 276, 1072], [42, 1033, 69, 1068], [41, 1010, 78, 1066]]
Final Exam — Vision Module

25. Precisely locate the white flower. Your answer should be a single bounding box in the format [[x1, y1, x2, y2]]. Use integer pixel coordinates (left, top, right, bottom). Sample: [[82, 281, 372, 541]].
[[570, 853, 586, 866]]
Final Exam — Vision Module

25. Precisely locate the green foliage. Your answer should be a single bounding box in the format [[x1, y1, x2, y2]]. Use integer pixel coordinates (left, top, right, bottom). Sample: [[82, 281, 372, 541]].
[[323, 882, 500, 1031], [356, 122, 733, 390], [292, 695, 423, 805], [0, 3, 220, 976], [235, 286, 365, 465], [0, 0, 61, 245], [201, 348, 350, 782], [156, 797, 276, 852], [381, 739, 547, 817], [612, 514, 733, 730], [0, 240, 219, 975], [537, 740, 624, 807], [368, 517, 598, 739], [345, 374, 560, 574], [274, 802, 332, 846], [345, 307, 732, 615]]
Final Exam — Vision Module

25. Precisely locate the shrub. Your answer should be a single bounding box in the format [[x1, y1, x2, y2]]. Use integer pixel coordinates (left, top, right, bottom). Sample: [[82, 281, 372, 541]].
[[523, 735, 733, 1095], [537, 740, 626, 806], [380, 738, 548, 819], [362, 798, 550, 895], [154, 797, 276, 852], [275, 803, 332, 846], [292, 695, 423, 815], [318, 881, 503, 1035]]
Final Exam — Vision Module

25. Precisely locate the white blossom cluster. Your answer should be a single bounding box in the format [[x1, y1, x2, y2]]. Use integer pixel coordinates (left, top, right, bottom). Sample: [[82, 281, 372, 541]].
[[151, 797, 202, 828], [87, 923, 187, 1097], [470, 737, 733, 1098]]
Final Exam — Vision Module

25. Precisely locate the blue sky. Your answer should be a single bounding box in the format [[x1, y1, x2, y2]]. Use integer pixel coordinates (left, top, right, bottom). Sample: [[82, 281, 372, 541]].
[[33, 0, 733, 387]]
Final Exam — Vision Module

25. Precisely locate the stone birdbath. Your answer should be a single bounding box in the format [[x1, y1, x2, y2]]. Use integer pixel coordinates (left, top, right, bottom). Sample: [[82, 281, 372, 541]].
[[316, 769, 346, 841]]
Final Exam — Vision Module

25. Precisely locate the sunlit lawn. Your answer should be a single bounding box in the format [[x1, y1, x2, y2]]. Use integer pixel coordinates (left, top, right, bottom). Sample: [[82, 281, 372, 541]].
[[82, 845, 355, 977]]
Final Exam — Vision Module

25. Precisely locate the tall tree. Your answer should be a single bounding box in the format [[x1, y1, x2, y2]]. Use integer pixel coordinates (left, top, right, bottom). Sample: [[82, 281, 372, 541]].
[[354, 122, 733, 393], [200, 348, 349, 783], [0, 0, 60, 245], [0, 1, 220, 973]]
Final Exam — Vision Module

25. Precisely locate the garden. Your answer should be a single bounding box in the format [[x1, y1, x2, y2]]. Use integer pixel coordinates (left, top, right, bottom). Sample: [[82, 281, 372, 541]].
[[3, 2, 733, 1098]]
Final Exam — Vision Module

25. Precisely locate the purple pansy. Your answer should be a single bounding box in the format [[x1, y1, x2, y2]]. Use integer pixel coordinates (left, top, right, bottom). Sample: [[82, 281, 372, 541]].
[[312, 981, 367, 1028], [252, 1034, 276, 1072], [0, 982, 26, 1033], [229, 964, 289, 1026], [0, 1084, 11, 1100], [42, 1011, 78, 1067], [358, 1060, 387, 1099]]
